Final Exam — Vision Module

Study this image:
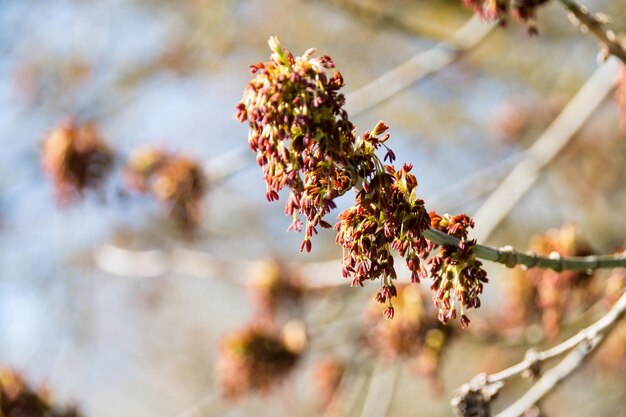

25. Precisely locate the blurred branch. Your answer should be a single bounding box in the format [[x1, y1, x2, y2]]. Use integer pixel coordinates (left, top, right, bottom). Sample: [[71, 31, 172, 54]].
[[471, 58, 622, 242], [204, 147, 252, 183], [557, 0, 626, 65], [204, 15, 494, 182], [172, 393, 221, 417], [358, 360, 400, 417], [495, 338, 601, 417], [452, 290, 626, 417], [322, 0, 459, 41], [95, 227, 626, 292], [345, 15, 494, 115]]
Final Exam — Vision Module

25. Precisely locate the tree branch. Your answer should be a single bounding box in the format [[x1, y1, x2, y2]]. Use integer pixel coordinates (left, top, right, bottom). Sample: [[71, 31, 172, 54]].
[[452, 290, 626, 417], [494, 336, 601, 417], [345, 15, 494, 115], [557, 0, 626, 65], [423, 228, 626, 272]]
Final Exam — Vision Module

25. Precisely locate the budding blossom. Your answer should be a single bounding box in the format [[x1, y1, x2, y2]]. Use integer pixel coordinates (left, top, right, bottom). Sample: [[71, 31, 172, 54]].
[[235, 36, 357, 251], [126, 147, 208, 229], [462, 0, 551, 33], [41, 120, 113, 203], [335, 163, 430, 304], [429, 213, 488, 328], [237, 38, 486, 325]]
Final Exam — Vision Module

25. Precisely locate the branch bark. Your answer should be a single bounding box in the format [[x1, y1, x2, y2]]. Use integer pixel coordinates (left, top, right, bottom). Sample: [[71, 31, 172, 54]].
[[557, 0, 626, 65], [452, 290, 626, 417], [424, 228, 626, 272]]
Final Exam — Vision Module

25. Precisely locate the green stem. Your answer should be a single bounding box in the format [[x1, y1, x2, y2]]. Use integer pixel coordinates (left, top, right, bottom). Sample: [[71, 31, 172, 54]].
[[557, 0, 626, 65], [423, 228, 626, 272]]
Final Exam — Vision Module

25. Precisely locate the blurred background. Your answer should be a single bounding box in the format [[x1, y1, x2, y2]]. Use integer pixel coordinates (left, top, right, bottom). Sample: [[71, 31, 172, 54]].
[[0, 0, 625, 416]]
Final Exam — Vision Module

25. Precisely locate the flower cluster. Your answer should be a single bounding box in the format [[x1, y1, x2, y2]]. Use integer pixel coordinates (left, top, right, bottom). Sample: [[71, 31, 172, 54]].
[[41, 120, 113, 203], [126, 147, 208, 229], [503, 223, 593, 341], [238, 38, 484, 326], [616, 65, 626, 131], [0, 369, 82, 417], [235, 37, 357, 250], [428, 213, 488, 328], [363, 285, 452, 391], [335, 163, 430, 318], [249, 259, 304, 318], [216, 323, 304, 399], [462, 0, 551, 33]]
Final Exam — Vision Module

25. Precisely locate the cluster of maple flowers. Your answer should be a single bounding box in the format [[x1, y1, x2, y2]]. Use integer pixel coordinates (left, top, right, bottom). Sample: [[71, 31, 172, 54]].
[[429, 213, 488, 327], [0, 369, 81, 417], [462, 0, 550, 33], [41, 120, 113, 203], [125, 146, 208, 229], [236, 37, 487, 326], [249, 259, 305, 319]]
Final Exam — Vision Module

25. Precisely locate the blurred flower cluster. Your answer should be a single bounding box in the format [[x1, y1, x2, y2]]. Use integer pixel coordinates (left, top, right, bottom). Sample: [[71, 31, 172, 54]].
[[41, 120, 113, 203], [312, 357, 346, 409], [126, 147, 208, 229], [616, 65, 626, 131], [429, 213, 488, 328], [462, 0, 550, 33], [249, 259, 305, 319], [0, 369, 81, 417], [363, 285, 452, 392], [235, 36, 357, 251], [502, 224, 594, 341], [217, 258, 308, 399], [216, 322, 305, 399]]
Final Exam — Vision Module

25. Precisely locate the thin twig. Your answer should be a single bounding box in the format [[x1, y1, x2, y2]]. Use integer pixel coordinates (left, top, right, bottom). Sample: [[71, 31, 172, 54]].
[[494, 336, 601, 417], [488, 290, 626, 384], [471, 57, 622, 242], [452, 291, 626, 417], [345, 15, 494, 115], [358, 360, 400, 417], [94, 225, 626, 284], [557, 0, 626, 65]]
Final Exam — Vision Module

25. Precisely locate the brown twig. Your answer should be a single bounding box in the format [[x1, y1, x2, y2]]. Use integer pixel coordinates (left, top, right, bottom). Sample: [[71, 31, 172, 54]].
[[345, 15, 494, 115], [557, 0, 626, 65], [452, 290, 626, 417]]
